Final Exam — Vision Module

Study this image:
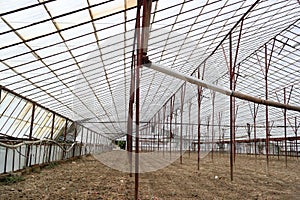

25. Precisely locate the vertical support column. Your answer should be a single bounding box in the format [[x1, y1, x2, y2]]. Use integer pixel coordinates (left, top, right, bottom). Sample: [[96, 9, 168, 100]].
[[157, 111, 160, 151], [265, 45, 269, 168], [277, 140, 280, 160], [253, 103, 259, 159], [12, 146, 15, 172], [89, 131, 93, 154], [26, 103, 35, 167], [4, 146, 8, 173], [229, 32, 234, 181], [206, 116, 210, 152], [232, 19, 243, 163], [173, 111, 176, 152], [126, 0, 138, 176], [296, 117, 298, 160], [188, 101, 192, 158], [197, 62, 206, 170], [169, 96, 175, 159], [93, 128, 96, 154], [134, 0, 152, 197], [49, 113, 55, 163], [135, 1, 142, 198], [211, 91, 215, 161], [85, 129, 89, 155], [284, 88, 287, 168], [217, 112, 222, 155], [63, 119, 68, 159], [127, 89, 133, 176], [180, 84, 186, 164], [79, 127, 84, 156], [73, 123, 77, 157], [151, 121, 153, 151], [197, 67, 201, 170], [163, 105, 166, 157], [264, 40, 274, 168]]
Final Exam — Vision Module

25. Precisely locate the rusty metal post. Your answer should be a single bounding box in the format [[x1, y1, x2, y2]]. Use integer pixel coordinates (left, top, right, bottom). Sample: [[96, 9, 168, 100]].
[[134, 0, 152, 193], [169, 96, 174, 159], [206, 116, 210, 153], [277, 140, 280, 160], [158, 111, 160, 151], [265, 48, 269, 168], [163, 105, 166, 157], [126, 0, 139, 175], [73, 123, 77, 157], [85, 129, 89, 155], [218, 112, 222, 155], [197, 67, 201, 170], [296, 117, 298, 160], [89, 130, 93, 154], [26, 103, 35, 167], [233, 101, 236, 163], [264, 41, 274, 168], [188, 101, 192, 158], [211, 91, 215, 161], [229, 32, 234, 181], [180, 84, 186, 164], [135, 1, 142, 198], [128, 58, 134, 174], [79, 126, 84, 156], [48, 113, 55, 163], [253, 103, 259, 159], [63, 119, 68, 159], [284, 88, 287, 167], [197, 62, 206, 170], [150, 120, 153, 151], [232, 19, 243, 163]]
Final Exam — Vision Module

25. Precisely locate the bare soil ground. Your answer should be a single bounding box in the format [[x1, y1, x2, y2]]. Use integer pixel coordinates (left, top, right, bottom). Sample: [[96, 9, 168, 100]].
[[0, 152, 299, 200]]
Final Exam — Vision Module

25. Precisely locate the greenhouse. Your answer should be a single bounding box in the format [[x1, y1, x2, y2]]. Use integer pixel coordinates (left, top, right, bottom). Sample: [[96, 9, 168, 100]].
[[0, 0, 299, 199]]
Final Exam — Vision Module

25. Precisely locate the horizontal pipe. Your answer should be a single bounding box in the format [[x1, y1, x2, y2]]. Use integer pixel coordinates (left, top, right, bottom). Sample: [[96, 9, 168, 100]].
[[144, 63, 300, 112], [0, 139, 78, 153]]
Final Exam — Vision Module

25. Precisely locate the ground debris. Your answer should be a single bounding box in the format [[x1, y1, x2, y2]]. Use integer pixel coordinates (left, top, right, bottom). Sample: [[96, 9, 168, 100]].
[[0, 153, 299, 200]]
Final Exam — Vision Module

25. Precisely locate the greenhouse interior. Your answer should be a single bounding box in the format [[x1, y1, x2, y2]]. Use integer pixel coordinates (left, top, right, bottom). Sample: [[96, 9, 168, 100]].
[[0, 0, 299, 199]]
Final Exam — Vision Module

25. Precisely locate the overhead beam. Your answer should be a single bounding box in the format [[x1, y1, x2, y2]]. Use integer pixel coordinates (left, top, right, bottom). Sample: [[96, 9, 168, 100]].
[[143, 62, 300, 112]]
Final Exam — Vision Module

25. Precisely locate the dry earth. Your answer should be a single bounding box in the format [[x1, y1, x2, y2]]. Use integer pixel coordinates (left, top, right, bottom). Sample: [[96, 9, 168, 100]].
[[0, 152, 299, 200]]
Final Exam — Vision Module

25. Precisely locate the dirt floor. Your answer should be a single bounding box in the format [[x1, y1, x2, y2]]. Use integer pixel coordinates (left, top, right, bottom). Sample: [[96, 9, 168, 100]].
[[0, 152, 299, 200]]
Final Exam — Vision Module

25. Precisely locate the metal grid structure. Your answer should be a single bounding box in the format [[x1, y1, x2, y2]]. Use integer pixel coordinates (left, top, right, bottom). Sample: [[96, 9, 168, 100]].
[[0, 0, 300, 199], [1, 0, 299, 140], [0, 0, 300, 196]]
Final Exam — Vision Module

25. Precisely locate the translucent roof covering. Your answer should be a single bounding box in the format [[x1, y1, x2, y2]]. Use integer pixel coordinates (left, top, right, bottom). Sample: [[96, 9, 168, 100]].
[[0, 0, 299, 140]]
